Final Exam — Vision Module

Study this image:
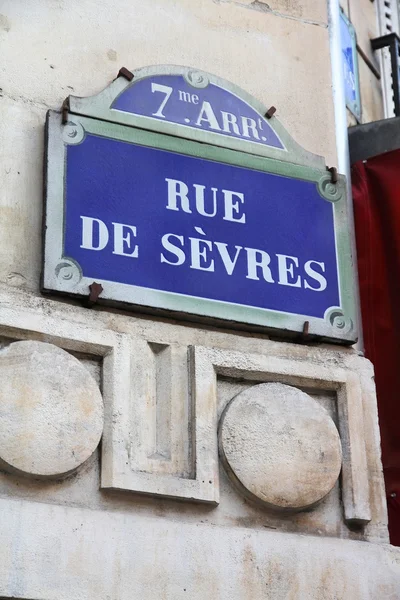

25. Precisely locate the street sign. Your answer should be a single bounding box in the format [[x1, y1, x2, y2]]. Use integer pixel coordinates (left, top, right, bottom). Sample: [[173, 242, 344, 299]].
[[43, 66, 357, 343], [340, 11, 361, 121]]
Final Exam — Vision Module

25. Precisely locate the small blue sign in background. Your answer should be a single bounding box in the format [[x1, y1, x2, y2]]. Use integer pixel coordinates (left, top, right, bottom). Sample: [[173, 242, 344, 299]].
[[64, 134, 339, 319], [340, 11, 361, 121]]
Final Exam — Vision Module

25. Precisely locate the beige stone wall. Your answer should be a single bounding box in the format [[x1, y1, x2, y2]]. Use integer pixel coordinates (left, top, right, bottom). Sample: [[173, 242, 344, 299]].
[[0, 0, 338, 295], [0, 286, 398, 599]]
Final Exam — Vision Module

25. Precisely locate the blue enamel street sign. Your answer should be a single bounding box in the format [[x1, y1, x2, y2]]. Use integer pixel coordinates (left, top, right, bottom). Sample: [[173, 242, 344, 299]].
[[66, 135, 337, 318], [43, 66, 357, 343]]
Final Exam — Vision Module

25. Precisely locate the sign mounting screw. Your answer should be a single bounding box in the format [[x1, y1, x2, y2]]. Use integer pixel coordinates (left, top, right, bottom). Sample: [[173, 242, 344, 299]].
[[86, 282, 104, 308], [117, 67, 134, 81], [327, 166, 338, 184], [61, 97, 70, 125], [265, 106, 277, 119]]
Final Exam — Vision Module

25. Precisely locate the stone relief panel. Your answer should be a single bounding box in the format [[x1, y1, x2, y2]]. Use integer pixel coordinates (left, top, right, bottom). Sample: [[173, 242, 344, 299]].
[[218, 382, 342, 512], [0, 340, 103, 479], [189, 346, 371, 525], [0, 295, 382, 538], [216, 378, 351, 537]]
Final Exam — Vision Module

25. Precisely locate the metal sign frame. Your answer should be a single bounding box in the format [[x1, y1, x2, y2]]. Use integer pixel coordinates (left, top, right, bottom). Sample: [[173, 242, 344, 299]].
[[43, 65, 357, 344]]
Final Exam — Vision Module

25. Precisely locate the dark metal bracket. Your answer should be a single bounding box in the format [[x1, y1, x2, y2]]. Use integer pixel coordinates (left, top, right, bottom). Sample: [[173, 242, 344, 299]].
[[296, 320, 310, 344], [86, 281, 103, 308], [371, 33, 400, 116]]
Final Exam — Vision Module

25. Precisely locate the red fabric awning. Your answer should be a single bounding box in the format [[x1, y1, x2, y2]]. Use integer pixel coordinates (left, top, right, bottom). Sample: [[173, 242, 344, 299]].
[[352, 149, 400, 545]]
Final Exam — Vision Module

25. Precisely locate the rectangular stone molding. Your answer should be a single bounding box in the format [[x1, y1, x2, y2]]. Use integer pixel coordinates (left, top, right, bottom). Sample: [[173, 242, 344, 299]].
[[101, 341, 371, 522], [187, 346, 371, 524], [101, 339, 220, 503], [0, 303, 220, 504], [0, 303, 132, 486]]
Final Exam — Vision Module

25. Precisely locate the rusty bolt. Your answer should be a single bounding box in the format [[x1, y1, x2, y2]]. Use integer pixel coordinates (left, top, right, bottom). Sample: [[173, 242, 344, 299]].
[[297, 320, 310, 344], [61, 97, 70, 125], [265, 106, 277, 119], [86, 282, 103, 308], [327, 166, 338, 184], [118, 67, 134, 81]]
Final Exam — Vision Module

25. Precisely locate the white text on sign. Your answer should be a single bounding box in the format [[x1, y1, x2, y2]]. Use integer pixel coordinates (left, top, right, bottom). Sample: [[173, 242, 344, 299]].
[[80, 177, 327, 292]]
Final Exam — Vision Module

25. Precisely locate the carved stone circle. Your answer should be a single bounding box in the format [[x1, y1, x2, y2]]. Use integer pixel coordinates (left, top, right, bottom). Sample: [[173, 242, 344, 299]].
[[0, 340, 104, 478], [219, 382, 342, 511]]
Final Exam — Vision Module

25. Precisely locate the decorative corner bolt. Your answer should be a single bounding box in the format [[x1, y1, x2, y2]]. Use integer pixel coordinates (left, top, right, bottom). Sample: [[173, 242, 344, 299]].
[[86, 282, 103, 308], [61, 97, 70, 125], [117, 67, 134, 81], [265, 106, 277, 119], [327, 166, 338, 184]]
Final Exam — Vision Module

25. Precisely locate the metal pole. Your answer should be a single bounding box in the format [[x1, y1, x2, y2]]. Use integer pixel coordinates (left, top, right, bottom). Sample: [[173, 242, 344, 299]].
[[328, 0, 364, 351]]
